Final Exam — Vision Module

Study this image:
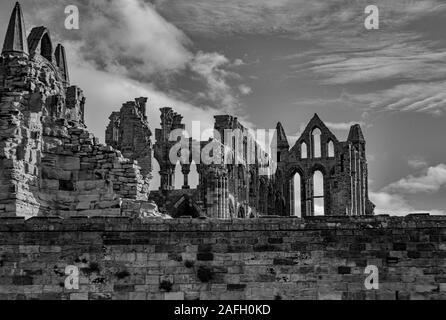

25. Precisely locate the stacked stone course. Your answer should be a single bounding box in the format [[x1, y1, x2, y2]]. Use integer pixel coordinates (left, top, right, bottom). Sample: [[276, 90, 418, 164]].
[[0, 3, 154, 219], [0, 215, 445, 300]]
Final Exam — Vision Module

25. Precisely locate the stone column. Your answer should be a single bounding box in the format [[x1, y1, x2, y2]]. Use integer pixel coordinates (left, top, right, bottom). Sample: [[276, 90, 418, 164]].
[[223, 175, 229, 219], [218, 176, 222, 218], [182, 165, 190, 189]]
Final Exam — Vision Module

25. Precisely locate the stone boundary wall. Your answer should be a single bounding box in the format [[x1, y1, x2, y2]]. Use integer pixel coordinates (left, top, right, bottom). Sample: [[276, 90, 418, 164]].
[[0, 215, 445, 300]]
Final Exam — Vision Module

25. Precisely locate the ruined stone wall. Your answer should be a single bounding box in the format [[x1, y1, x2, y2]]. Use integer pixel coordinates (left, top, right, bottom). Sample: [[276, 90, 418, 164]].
[[0, 53, 150, 219], [105, 98, 152, 177], [283, 115, 373, 217], [0, 215, 445, 300], [39, 126, 149, 217]]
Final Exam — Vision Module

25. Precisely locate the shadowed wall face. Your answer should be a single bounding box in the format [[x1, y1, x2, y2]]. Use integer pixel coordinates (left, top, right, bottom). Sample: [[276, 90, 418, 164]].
[[0, 215, 444, 300]]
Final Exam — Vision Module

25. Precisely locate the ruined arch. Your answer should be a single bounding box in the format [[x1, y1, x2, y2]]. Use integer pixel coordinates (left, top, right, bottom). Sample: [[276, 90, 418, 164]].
[[301, 142, 308, 159], [189, 161, 199, 189], [173, 195, 200, 218], [174, 162, 183, 189], [328, 140, 335, 158], [27, 27, 54, 63], [288, 166, 305, 217], [150, 158, 161, 191], [311, 127, 322, 158], [229, 198, 235, 218], [237, 205, 245, 219], [258, 177, 268, 215], [312, 170, 325, 216], [310, 163, 328, 177]]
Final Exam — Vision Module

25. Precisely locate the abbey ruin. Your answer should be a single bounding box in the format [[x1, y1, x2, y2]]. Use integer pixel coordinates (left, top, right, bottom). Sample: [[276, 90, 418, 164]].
[[0, 2, 374, 220], [2, 2, 446, 302]]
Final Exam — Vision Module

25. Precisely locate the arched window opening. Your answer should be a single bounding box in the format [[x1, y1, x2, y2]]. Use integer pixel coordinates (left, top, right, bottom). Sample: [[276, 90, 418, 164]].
[[40, 33, 53, 62], [259, 180, 267, 215], [301, 142, 308, 159], [229, 199, 235, 218], [328, 140, 335, 158], [189, 161, 199, 189], [150, 158, 161, 191], [238, 206, 245, 219], [174, 162, 183, 190], [312, 128, 322, 158], [313, 170, 324, 216], [293, 172, 302, 217]]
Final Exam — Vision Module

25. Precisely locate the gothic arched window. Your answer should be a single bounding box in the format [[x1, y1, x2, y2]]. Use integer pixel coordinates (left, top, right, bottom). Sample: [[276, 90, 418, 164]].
[[328, 140, 335, 158], [301, 142, 308, 159], [312, 128, 322, 158]]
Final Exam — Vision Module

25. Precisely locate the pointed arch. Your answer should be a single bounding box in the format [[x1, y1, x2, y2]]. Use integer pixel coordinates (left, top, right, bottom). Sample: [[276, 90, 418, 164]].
[[174, 162, 183, 189], [189, 161, 199, 189], [293, 172, 302, 217], [301, 142, 308, 159], [259, 178, 268, 215], [312, 128, 322, 158], [229, 197, 235, 218], [28, 27, 54, 63], [328, 140, 335, 158], [238, 206, 245, 219], [313, 170, 324, 216], [150, 158, 161, 191]]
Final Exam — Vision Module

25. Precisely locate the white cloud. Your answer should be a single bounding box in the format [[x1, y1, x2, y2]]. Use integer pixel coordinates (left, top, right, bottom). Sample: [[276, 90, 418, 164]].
[[407, 156, 428, 169], [383, 164, 446, 194], [66, 0, 193, 78], [371, 164, 446, 216], [233, 59, 245, 66], [238, 84, 253, 95], [370, 191, 445, 216], [189, 51, 240, 112], [28, 0, 244, 115], [65, 42, 217, 143], [370, 191, 413, 216]]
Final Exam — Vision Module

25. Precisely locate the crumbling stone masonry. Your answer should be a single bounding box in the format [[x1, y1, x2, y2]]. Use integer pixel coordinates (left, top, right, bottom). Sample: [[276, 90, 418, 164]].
[[1, 2, 374, 219], [0, 3, 152, 218], [108, 107, 375, 218]]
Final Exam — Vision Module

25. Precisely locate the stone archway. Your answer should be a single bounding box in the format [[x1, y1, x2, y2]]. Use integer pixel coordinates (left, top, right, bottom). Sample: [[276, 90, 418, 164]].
[[237, 206, 245, 219]]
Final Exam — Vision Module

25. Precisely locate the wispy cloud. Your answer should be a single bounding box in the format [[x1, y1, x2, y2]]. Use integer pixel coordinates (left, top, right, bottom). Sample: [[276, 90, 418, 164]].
[[307, 42, 446, 85], [153, 0, 446, 37], [348, 80, 446, 116], [325, 121, 365, 131], [407, 156, 428, 169]]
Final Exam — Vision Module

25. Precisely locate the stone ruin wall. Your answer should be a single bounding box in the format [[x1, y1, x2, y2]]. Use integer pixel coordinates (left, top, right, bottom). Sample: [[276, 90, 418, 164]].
[[0, 52, 151, 219], [0, 215, 445, 300], [1, 2, 375, 221]]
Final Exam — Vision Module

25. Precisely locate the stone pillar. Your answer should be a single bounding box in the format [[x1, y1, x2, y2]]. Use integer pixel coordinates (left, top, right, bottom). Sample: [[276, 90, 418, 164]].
[[213, 175, 219, 218], [206, 180, 213, 217], [223, 175, 229, 219], [217, 176, 222, 218], [182, 165, 190, 190]]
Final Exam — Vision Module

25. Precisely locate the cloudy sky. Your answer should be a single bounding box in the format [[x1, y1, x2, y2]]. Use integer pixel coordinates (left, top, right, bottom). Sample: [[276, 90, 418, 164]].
[[1, 0, 446, 216]]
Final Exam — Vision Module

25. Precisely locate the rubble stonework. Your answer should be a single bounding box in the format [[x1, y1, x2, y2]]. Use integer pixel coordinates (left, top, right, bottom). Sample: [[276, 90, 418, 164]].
[[0, 3, 152, 218], [108, 109, 375, 218], [1, 2, 374, 219]]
